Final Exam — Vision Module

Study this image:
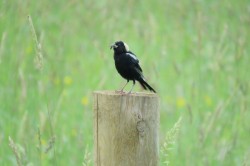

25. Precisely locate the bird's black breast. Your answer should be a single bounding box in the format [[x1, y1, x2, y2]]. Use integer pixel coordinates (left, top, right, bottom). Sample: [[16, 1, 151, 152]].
[[114, 53, 142, 80]]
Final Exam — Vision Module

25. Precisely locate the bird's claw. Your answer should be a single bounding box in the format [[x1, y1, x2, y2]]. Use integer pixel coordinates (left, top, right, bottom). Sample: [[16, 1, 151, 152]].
[[127, 91, 132, 95], [115, 90, 126, 94]]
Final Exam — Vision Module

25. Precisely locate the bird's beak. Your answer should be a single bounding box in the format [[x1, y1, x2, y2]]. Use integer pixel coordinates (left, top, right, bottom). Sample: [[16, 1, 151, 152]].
[[110, 43, 118, 49]]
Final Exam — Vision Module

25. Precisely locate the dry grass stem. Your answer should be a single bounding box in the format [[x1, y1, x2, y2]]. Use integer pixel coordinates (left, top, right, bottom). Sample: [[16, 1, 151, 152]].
[[161, 117, 182, 165], [8, 137, 22, 166], [27, 15, 44, 70]]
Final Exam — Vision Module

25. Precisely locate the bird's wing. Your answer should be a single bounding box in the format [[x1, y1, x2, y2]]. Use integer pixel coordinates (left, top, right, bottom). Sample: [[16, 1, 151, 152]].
[[126, 52, 143, 72], [127, 51, 139, 62]]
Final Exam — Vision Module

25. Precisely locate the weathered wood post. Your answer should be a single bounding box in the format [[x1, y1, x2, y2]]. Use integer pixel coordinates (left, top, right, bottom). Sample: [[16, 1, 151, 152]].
[[93, 91, 159, 166]]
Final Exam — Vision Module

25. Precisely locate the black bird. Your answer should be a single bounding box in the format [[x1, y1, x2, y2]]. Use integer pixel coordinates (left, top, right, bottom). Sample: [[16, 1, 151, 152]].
[[110, 41, 156, 93]]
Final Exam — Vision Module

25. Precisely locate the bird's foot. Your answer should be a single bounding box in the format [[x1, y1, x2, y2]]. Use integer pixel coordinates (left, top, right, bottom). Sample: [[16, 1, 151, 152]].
[[127, 91, 134, 95], [115, 90, 126, 94]]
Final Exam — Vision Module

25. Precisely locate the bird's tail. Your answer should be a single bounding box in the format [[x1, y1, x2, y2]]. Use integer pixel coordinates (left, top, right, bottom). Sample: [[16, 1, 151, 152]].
[[138, 77, 156, 93]]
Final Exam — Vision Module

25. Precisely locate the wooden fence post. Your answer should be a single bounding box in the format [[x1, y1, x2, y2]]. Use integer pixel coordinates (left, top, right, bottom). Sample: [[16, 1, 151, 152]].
[[93, 91, 159, 166]]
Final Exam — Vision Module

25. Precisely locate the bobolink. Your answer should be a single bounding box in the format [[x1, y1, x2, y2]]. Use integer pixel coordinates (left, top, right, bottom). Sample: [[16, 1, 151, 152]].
[[110, 41, 156, 93]]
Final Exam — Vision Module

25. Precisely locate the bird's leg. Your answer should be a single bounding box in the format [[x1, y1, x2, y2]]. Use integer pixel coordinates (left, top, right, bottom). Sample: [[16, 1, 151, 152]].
[[116, 80, 129, 94], [128, 80, 135, 94], [121, 80, 129, 91]]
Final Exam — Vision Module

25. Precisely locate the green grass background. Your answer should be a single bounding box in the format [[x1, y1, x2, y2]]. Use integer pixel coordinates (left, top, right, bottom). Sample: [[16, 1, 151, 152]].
[[0, 0, 249, 165]]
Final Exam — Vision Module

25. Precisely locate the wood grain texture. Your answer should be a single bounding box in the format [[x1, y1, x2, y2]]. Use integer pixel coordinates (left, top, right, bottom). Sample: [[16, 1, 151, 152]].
[[93, 91, 159, 166]]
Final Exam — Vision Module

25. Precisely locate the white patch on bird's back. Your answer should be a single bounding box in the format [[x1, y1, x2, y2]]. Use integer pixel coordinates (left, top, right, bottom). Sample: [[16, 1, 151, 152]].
[[124, 42, 129, 51], [127, 53, 138, 61]]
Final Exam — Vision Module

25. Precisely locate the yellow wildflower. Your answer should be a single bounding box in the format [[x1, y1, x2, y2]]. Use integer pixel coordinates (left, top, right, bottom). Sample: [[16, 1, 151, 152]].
[[204, 95, 212, 106], [63, 76, 72, 85], [176, 97, 186, 108], [25, 45, 33, 54], [41, 138, 46, 145], [81, 96, 89, 106]]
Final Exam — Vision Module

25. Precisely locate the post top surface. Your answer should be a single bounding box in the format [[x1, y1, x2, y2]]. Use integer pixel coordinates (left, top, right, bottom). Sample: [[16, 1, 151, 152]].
[[93, 90, 158, 97]]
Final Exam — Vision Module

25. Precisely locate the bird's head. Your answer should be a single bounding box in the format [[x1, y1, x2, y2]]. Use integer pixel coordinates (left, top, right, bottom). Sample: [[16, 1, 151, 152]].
[[110, 41, 129, 54]]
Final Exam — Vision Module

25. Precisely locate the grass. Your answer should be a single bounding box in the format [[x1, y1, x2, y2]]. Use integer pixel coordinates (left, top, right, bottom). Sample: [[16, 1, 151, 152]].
[[0, 0, 250, 165]]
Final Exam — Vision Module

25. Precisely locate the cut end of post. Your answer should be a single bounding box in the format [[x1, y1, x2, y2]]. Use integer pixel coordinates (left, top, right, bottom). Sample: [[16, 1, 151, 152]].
[[93, 90, 158, 97]]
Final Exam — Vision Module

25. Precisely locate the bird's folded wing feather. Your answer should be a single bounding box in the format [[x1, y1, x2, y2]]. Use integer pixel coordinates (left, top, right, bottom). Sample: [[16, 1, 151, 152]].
[[126, 52, 143, 72]]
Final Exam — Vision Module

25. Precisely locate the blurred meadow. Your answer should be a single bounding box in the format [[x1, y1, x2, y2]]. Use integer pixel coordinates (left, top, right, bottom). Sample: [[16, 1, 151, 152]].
[[0, 0, 250, 165]]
